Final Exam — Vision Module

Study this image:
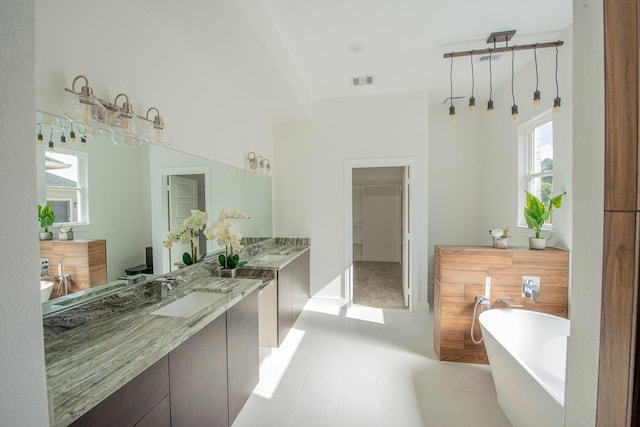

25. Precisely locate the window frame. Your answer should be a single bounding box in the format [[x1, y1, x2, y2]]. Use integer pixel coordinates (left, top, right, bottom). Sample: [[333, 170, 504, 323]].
[[518, 111, 554, 231], [44, 148, 90, 227]]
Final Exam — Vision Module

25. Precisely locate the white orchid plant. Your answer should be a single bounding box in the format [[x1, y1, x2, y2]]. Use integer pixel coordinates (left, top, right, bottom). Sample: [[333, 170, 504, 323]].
[[204, 209, 250, 270], [489, 227, 510, 240], [163, 209, 209, 266]]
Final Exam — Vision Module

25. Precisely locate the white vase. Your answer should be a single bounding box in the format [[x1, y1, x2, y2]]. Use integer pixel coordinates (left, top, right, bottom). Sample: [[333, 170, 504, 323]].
[[529, 237, 546, 250], [39, 231, 52, 240], [221, 268, 237, 278], [493, 237, 508, 249]]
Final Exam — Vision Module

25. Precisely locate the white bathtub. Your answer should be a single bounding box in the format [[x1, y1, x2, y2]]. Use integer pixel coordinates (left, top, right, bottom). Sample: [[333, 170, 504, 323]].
[[40, 280, 54, 303], [479, 309, 569, 427]]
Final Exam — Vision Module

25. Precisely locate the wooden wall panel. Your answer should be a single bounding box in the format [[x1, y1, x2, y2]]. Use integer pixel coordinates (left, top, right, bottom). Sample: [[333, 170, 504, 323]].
[[434, 245, 569, 364], [39, 239, 107, 294]]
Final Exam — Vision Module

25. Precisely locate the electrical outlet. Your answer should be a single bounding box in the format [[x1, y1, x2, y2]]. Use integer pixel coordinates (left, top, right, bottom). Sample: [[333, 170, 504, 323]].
[[40, 258, 49, 274]]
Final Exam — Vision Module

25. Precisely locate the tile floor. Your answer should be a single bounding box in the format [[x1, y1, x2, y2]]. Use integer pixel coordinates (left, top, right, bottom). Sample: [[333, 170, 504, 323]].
[[232, 298, 512, 427]]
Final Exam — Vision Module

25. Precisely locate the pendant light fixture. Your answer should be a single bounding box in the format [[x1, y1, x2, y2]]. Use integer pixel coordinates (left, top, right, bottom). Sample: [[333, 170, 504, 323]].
[[553, 45, 561, 113], [487, 50, 494, 117], [510, 48, 518, 121], [110, 93, 144, 147], [533, 45, 541, 107], [48, 129, 54, 153], [37, 125, 43, 144], [64, 75, 108, 138], [449, 56, 456, 121], [140, 107, 172, 146], [468, 52, 476, 112]]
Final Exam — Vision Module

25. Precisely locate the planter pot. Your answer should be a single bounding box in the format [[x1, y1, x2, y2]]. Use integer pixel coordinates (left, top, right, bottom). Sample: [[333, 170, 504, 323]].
[[39, 231, 53, 240], [221, 268, 237, 278], [492, 237, 508, 249], [59, 231, 74, 241], [529, 237, 546, 250]]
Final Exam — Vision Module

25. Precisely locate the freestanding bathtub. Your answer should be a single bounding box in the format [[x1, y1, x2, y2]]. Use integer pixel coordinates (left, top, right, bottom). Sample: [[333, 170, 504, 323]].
[[479, 308, 569, 427]]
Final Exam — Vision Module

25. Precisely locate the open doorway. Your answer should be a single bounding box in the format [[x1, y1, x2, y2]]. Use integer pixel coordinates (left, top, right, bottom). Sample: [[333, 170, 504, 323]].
[[352, 166, 408, 309], [163, 173, 208, 273]]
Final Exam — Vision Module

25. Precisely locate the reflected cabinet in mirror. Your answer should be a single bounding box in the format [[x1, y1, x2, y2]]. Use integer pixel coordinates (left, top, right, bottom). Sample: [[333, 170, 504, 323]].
[[36, 111, 272, 302]]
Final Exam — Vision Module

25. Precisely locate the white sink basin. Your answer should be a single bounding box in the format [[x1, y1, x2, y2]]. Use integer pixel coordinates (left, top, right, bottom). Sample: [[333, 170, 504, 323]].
[[150, 291, 228, 318]]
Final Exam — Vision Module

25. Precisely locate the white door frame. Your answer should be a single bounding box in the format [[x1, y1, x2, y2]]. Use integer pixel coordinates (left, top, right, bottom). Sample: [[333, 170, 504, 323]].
[[151, 166, 211, 274], [344, 157, 416, 310]]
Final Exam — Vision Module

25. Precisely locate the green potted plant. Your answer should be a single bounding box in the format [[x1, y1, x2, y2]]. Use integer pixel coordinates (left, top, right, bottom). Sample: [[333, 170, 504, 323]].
[[204, 209, 250, 277], [38, 204, 55, 240], [523, 190, 566, 249]]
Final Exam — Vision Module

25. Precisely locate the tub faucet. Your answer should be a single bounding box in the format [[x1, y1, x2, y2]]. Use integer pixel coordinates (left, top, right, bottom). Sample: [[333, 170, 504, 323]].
[[42, 260, 71, 296], [498, 296, 524, 307], [522, 278, 540, 301]]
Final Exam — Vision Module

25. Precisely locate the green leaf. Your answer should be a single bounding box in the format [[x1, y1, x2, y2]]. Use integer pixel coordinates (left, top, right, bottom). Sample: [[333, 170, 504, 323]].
[[549, 191, 566, 209], [182, 252, 193, 265], [218, 254, 226, 268], [197, 253, 206, 263]]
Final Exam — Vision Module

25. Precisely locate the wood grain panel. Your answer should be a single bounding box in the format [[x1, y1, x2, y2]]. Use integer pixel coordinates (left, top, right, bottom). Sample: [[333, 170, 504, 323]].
[[434, 245, 569, 364], [597, 212, 637, 426], [39, 239, 107, 294], [603, 0, 638, 211]]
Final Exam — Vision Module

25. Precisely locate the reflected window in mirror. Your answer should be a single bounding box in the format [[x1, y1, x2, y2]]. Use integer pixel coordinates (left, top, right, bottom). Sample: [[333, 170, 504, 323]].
[[44, 149, 89, 225]]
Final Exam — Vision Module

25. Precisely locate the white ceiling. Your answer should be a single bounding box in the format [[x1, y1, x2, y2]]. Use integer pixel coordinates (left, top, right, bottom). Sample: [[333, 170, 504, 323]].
[[132, 0, 572, 122]]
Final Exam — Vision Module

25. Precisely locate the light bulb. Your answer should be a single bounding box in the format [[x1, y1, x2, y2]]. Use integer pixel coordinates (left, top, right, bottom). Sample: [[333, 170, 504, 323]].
[[553, 97, 561, 113], [81, 136, 87, 147], [449, 105, 456, 121], [60, 133, 67, 146], [468, 96, 476, 113], [144, 123, 172, 146], [511, 105, 519, 121], [48, 140, 54, 152], [70, 129, 76, 143], [533, 90, 541, 107], [37, 131, 43, 144], [487, 100, 494, 117]]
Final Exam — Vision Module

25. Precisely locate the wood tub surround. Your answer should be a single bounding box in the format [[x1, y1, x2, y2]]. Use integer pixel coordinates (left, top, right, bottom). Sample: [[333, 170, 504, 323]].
[[39, 239, 107, 294], [434, 245, 569, 364]]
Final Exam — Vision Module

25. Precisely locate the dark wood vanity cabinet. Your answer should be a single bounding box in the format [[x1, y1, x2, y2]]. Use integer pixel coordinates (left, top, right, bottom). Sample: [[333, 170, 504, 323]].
[[69, 290, 260, 427], [70, 356, 170, 427], [169, 314, 229, 427], [227, 290, 259, 425], [277, 251, 310, 346]]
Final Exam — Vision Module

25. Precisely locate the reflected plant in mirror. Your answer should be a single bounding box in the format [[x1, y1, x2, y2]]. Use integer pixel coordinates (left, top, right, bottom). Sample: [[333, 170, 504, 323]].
[[205, 209, 250, 271], [163, 209, 209, 265]]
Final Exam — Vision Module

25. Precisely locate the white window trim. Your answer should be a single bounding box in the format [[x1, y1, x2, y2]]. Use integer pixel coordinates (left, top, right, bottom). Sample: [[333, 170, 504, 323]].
[[45, 148, 90, 227], [517, 110, 554, 237]]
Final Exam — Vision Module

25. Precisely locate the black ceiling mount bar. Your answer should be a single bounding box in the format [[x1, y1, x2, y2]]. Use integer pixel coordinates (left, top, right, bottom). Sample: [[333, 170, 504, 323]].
[[443, 40, 563, 59]]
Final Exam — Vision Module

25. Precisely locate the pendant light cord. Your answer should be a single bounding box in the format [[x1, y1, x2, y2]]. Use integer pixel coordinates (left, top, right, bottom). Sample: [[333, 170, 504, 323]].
[[555, 45, 560, 97], [534, 45, 539, 92], [489, 50, 493, 100], [470, 52, 475, 98], [511, 48, 516, 105], [449, 55, 454, 108]]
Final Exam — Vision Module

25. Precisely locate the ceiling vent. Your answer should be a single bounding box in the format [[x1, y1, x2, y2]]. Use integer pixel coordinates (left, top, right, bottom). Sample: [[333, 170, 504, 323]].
[[352, 75, 375, 86]]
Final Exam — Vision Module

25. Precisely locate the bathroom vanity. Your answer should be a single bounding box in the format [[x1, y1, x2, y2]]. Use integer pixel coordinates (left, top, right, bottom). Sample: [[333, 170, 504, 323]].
[[44, 239, 310, 426], [433, 245, 569, 364]]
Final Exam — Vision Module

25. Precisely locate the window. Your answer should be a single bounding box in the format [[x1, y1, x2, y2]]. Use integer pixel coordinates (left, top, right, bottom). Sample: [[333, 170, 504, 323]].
[[520, 113, 554, 227], [44, 149, 89, 225]]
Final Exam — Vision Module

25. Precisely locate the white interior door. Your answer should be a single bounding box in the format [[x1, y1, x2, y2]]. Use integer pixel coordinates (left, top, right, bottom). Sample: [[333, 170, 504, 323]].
[[402, 166, 410, 307], [168, 175, 198, 270]]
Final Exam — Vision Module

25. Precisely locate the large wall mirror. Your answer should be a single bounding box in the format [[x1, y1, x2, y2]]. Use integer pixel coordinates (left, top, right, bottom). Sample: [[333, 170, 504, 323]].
[[36, 111, 272, 300]]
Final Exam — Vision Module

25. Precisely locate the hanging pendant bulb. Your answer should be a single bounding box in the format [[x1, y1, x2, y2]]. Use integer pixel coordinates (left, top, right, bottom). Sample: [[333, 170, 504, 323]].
[[533, 45, 541, 107], [469, 52, 476, 113], [553, 44, 561, 113], [60, 132, 67, 146], [487, 50, 494, 117], [48, 129, 54, 153], [81, 136, 87, 147], [69, 123, 77, 143], [510, 48, 518, 121], [449, 56, 456, 121], [37, 125, 44, 144]]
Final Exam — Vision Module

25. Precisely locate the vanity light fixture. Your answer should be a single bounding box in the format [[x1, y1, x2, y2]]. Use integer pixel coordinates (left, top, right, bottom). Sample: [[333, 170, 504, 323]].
[[139, 107, 172, 146], [448, 56, 456, 121], [246, 152, 271, 173], [64, 75, 108, 138], [532, 45, 541, 107], [553, 45, 561, 113], [510, 48, 519, 121], [110, 93, 144, 147], [468, 52, 476, 113]]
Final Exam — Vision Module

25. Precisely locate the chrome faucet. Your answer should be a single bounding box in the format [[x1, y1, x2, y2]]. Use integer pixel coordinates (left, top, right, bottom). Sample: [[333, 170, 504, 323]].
[[42, 260, 71, 296], [154, 277, 177, 299], [522, 279, 540, 301]]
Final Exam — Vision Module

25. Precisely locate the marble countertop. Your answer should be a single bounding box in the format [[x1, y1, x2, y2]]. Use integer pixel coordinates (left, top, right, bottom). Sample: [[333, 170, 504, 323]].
[[45, 274, 261, 426], [44, 238, 310, 426]]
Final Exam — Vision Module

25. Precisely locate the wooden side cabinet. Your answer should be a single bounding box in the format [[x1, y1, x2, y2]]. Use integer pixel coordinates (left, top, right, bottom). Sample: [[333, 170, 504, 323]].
[[434, 245, 569, 364], [277, 250, 310, 346]]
